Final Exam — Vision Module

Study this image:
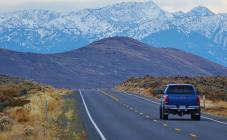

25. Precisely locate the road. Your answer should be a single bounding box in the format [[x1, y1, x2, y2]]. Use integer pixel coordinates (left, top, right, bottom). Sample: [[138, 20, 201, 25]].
[[75, 89, 227, 140]]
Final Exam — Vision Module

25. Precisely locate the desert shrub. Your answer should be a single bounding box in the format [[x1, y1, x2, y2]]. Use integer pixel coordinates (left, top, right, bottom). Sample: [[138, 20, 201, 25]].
[[0, 86, 28, 99], [10, 108, 29, 122], [24, 126, 34, 136], [119, 76, 227, 102], [0, 86, 21, 99], [8, 99, 30, 107], [0, 116, 12, 131]]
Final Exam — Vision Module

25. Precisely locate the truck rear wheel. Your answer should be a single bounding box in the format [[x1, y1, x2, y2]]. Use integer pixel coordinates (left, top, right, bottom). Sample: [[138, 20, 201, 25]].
[[191, 114, 200, 121], [160, 107, 162, 119], [163, 114, 168, 120], [160, 106, 168, 120], [195, 115, 200, 121]]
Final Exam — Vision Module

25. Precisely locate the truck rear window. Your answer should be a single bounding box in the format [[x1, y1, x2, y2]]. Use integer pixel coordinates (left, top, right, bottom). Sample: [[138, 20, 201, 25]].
[[166, 85, 195, 94]]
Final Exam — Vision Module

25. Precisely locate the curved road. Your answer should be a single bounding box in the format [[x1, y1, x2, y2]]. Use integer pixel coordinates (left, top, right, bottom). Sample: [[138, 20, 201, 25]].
[[75, 89, 227, 140]]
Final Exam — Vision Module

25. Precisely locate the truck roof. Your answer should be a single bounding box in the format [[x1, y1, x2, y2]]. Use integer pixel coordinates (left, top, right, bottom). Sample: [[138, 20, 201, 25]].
[[167, 84, 193, 86]]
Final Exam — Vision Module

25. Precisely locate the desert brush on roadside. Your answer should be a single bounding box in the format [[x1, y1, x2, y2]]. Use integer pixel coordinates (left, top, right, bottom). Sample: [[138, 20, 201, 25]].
[[117, 76, 227, 117], [0, 75, 86, 140]]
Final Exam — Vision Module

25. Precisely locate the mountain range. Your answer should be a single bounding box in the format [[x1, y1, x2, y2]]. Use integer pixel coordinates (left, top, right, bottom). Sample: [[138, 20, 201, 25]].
[[0, 37, 226, 88], [0, 1, 227, 66]]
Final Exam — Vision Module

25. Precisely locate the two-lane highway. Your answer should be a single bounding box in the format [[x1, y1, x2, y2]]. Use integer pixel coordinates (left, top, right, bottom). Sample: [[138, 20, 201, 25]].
[[75, 89, 227, 140]]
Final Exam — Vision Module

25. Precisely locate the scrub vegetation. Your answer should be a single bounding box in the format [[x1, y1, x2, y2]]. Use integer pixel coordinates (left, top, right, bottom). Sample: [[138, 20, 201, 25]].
[[0, 75, 86, 140], [117, 76, 227, 117]]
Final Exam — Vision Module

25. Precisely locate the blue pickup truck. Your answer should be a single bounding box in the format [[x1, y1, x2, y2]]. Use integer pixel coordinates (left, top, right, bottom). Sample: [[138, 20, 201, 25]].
[[160, 84, 201, 120]]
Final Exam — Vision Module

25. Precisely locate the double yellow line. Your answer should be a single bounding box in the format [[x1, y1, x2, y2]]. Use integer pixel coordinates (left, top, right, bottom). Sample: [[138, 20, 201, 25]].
[[101, 90, 198, 139], [101, 91, 119, 102]]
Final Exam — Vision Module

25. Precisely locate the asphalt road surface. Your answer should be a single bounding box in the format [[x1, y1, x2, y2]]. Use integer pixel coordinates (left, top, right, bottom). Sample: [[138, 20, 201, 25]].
[[75, 89, 227, 140]]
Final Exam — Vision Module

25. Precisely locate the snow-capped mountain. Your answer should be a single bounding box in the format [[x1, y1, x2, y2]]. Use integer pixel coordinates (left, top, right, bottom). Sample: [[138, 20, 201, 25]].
[[182, 6, 215, 17], [0, 1, 227, 66]]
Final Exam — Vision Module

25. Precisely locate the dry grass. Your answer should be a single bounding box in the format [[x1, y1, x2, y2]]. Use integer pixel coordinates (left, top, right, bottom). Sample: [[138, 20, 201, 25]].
[[0, 86, 70, 140], [65, 109, 75, 121], [201, 100, 227, 117], [0, 75, 85, 140], [57, 98, 87, 140], [117, 76, 227, 118]]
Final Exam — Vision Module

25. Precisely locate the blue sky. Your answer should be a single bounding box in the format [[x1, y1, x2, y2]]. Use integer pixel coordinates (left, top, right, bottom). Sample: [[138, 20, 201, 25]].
[[0, 0, 227, 13]]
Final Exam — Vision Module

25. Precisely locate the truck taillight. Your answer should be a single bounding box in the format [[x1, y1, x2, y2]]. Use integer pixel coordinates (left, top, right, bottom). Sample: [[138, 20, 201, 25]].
[[196, 96, 200, 105], [164, 95, 169, 104]]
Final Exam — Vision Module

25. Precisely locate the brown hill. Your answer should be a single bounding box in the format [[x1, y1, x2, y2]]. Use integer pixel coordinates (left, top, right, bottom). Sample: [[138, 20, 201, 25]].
[[0, 37, 227, 88]]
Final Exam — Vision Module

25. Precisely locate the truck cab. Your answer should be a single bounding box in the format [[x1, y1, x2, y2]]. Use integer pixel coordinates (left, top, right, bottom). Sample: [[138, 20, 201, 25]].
[[160, 84, 200, 120]]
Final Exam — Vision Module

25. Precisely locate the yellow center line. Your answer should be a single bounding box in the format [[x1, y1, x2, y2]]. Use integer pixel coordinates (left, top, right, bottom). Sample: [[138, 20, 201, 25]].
[[163, 123, 168, 127], [145, 115, 150, 119], [189, 133, 197, 138], [101, 91, 119, 102], [101, 90, 186, 135], [153, 119, 158, 122]]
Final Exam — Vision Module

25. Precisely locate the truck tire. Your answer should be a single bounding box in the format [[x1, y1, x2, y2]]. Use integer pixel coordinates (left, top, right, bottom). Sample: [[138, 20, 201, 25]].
[[195, 115, 201, 121], [160, 106, 168, 120], [163, 113, 168, 120], [160, 107, 162, 119], [191, 114, 200, 121]]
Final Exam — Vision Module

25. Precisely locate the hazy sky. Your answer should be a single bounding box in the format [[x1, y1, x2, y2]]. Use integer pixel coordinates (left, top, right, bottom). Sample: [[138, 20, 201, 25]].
[[0, 0, 227, 13]]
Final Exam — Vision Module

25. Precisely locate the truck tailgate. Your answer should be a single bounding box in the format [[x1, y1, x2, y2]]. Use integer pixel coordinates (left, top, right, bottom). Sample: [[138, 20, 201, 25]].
[[167, 94, 197, 106]]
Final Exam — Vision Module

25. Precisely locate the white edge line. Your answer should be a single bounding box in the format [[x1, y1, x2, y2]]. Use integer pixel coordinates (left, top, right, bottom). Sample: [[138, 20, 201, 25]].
[[201, 116, 227, 125], [79, 90, 106, 140], [122, 91, 227, 125]]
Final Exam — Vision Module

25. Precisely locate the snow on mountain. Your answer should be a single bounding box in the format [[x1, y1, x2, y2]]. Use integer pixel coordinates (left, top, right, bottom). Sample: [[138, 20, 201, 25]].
[[50, 1, 172, 40], [173, 11, 185, 17], [0, 1, 227, 66], [183, 6, 215, 17], [0, 9, 60, 28], [173, 10, 227, 48]]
